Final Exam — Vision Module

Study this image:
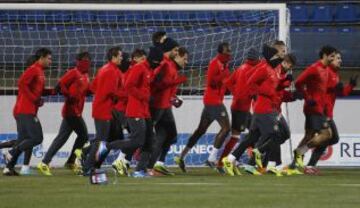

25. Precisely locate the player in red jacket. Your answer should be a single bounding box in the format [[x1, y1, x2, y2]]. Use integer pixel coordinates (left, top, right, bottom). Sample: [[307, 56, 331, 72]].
[[290, 45, 337, 170], [222, 44, 284, 176], [96, 47, 164, 177], [259, 54, 299, 175], [151, 46, 189, 174], [305, 51, 357, 174], [0, 55, 40, 175], [3, 48, 52, 176], [37, 51, 91, 176], [217, 48, 260, 170], [175, 42, 231, 173], [82, 46, 123, 174], [147, 38, 188, 175], [111, 50, 145, 176]]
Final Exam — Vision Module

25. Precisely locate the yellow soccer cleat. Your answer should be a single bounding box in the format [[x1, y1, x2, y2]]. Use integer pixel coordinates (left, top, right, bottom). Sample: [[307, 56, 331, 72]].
[[37, 162, 52, 176], [252, 149, 263, 169], [283, 167, 304, 176], [74, 149, 83, 161], [267, 166, 283, 177], [221, 157, 235, 176], [233, 166, 242, 176], [112, 159, 127, 176]]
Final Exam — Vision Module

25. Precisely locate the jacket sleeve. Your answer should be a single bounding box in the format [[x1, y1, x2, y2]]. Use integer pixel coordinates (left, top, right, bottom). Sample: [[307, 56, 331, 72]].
[[295, 66, 316, 100], [58, 70, 77, 97]]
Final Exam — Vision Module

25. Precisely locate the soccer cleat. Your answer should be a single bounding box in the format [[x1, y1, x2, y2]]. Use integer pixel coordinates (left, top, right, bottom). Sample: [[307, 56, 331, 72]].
[[221, 157, 235, 176], [267, 166, 283, 177], [37, 162, 52, 176], [20, 166, 32, 176], [95, 141, 108, 162], [294, 151, 305, 170], [205, 160, 217, 169], [112, 159, 127, 176], [244, 165, 261, 176], [3, 168, 19, 176], [154, 164, 175, 176], [132, 170, 150, 178], [174, 156, 186, 173], [74, 149, 83, 161], [64, 162, 76, 170], [233, 166, 242, 176], [283, 167, 303, 176], [252, 148, 263, 169]]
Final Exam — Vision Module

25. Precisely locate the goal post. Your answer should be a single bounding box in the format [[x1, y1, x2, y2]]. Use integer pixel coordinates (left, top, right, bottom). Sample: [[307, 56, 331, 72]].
[[0, 3, 291, 167]]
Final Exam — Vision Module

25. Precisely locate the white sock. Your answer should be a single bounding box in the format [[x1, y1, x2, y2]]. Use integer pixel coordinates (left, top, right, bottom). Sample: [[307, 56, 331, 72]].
[[21, 165, 30, 171], [297, 145, 309, 155], [228, 154, 236, 163], [155, 161, 164, 166], [267, 161, 276, 169], [208, 147, 219, 162], [116, 151, 125, 161]]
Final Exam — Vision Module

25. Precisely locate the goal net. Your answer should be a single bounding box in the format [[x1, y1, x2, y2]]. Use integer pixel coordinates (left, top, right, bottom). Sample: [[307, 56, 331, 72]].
[[0, 3, 290, 167]]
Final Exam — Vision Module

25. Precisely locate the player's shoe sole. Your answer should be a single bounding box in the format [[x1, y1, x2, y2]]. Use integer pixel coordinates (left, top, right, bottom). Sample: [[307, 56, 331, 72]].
[[154, 164, 175, 176]]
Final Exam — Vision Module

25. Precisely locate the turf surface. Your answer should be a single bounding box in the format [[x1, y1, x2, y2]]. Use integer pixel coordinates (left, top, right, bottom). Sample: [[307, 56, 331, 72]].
[[0, 168, 359, 208]]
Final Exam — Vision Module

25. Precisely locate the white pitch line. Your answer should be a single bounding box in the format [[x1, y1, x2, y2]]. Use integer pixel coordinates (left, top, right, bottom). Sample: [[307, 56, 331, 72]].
[[116, 182, 223, 186], [332, 184, 360, 187]]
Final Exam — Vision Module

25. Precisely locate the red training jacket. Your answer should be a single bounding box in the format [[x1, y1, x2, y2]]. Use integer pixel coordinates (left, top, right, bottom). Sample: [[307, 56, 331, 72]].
[[13, 62, 45, 116], [295, 60, 329, 115], [125, 60, 152, 118], [151, 56, 186, 109], [324, 65, 353, 118], [203, 54, 230, 105], [58, 67, 89, 117], [225, 59, 258, 111], [91, 61, 120, 120], [246, 61, 280, 114]]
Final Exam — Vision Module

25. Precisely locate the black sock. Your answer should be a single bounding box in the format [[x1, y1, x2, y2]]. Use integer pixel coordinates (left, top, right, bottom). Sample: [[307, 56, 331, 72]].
[[308, 146, 327, 166]]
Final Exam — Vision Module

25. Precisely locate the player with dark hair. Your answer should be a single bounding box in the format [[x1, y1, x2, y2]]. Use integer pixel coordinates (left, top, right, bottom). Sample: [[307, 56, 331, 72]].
[[305, 51, 357, 174], [37, 51, 91, 176], [0, 55, 39, 175], [175, 42, 231, 172], [111, 50, 146, 176], [152, 31, 167, 48], [3, 48, 52, 176], [217, 48, 260, 172], [289, 45, 337, 171], [147, 42, 188, 176], [95, 47, 164, 178], [260, 53, 299, 176], [222, 44, 283, 176], [82, 46, 123, 174]]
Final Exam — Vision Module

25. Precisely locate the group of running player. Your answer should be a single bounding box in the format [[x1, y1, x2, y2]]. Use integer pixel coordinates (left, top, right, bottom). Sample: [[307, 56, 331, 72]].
[[1, 31, 356, 177]]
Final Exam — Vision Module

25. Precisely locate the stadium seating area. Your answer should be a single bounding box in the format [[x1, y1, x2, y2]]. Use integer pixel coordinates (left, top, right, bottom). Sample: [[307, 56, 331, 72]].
[[0, 3, 358, 68]]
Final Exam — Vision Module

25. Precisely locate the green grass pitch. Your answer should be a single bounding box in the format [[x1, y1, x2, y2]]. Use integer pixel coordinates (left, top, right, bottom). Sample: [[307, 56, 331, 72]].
[[0, 168, 359, 208]]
